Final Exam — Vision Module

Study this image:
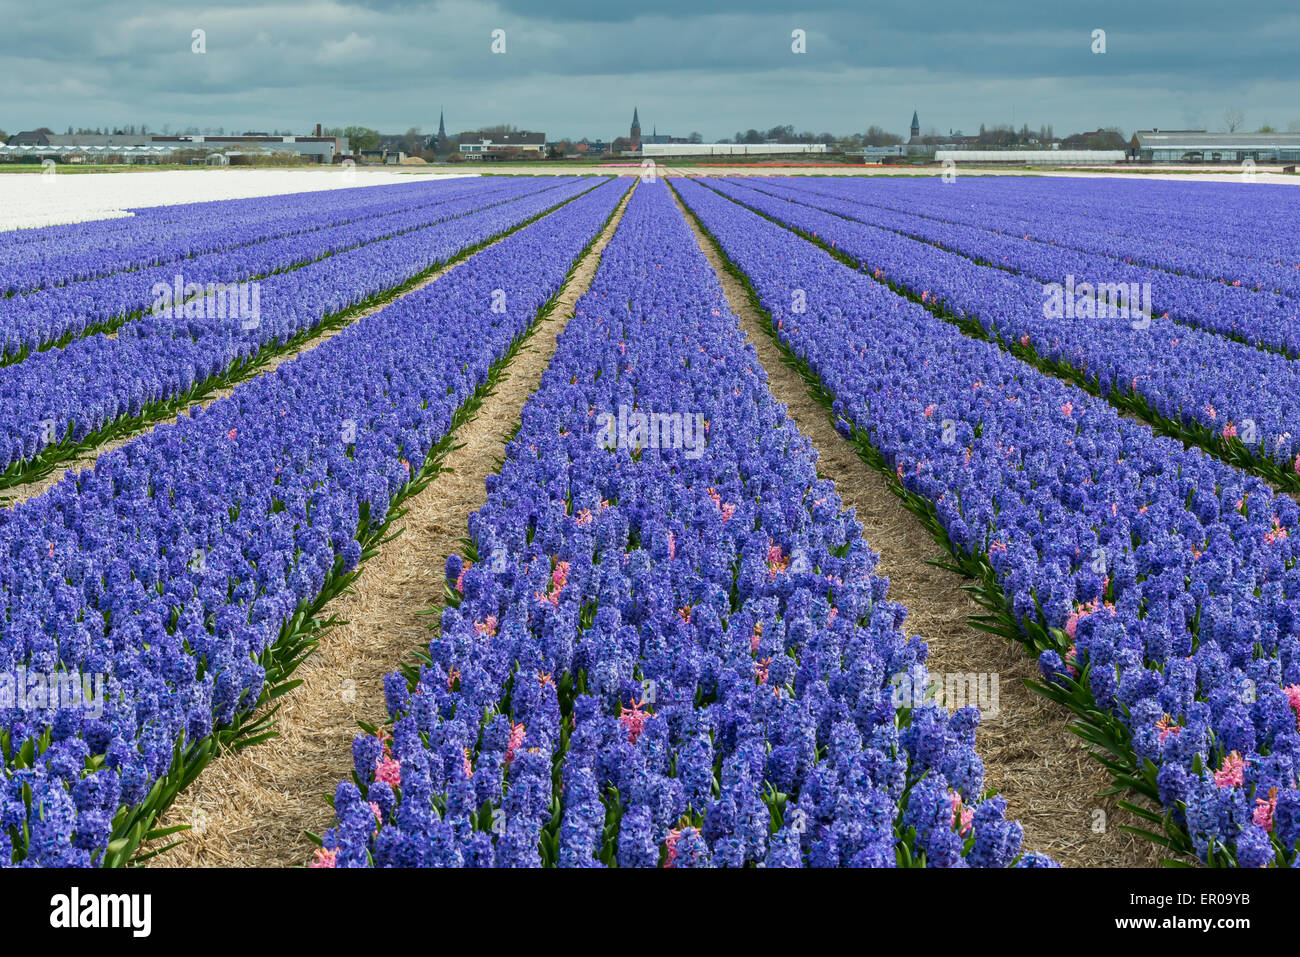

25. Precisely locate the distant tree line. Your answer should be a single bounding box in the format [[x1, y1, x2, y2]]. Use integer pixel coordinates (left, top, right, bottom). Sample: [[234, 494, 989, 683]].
[[728, 125, 838, 146]]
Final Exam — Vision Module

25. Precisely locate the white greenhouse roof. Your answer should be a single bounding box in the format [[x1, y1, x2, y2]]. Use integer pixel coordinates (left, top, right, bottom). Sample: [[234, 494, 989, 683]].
[[935, 149, 1126, 163]]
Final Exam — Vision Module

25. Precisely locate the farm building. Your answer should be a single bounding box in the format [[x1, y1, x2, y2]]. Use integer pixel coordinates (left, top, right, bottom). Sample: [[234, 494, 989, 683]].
[[857, 145, 907, 160], [935, 149, 1126, 165], [152, 134, 347, 163], [358, 148, 408, 164], [640, 142, 828, 157], [1, 130, 348, 164], [0, 133, 179, 164], [458, 131, 546, 159], [1131, 130, 1300, 163]]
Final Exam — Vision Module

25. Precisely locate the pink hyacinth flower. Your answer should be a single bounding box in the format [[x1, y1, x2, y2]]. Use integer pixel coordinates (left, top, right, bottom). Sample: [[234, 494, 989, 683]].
[[1254, 789, 1278, 832], [619, 698, 649, 744], [1283, 685, 1300, 729], [949, 791, 974, 836], [663, 828, 683, 867], [1213, 751, 1245, 788], [310, 847, 338, 868], [504, 721, 526, 767], [374, 754, 402, 787]]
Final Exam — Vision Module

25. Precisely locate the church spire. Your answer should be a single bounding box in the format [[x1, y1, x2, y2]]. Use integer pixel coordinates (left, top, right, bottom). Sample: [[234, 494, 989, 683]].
[[631, 106, 640, 132], [435, 107, 448, 153]]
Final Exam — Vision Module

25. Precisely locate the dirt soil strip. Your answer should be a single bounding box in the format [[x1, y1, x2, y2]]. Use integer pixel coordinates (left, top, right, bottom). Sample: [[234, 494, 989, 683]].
[[4, 201, 578, 511], [147, 184, 636, 868], [669, 184, 1162, 868]]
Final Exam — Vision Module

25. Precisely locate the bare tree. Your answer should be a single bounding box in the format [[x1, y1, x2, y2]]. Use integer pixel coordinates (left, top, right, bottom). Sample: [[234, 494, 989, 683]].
[[863, 125, 902, 146], [400, 126, 424, 155], [1223, 107, 1245, 133]]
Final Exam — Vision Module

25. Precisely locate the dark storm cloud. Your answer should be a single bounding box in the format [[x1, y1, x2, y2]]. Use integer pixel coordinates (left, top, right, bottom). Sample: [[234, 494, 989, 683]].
[[0, 0, 1296, 140]]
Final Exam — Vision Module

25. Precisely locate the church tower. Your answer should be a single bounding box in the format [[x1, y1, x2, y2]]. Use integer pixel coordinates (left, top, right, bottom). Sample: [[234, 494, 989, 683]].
[[436, 108, 448, 153], [631, 106, 641, 150], [910, 109, 920, 141]]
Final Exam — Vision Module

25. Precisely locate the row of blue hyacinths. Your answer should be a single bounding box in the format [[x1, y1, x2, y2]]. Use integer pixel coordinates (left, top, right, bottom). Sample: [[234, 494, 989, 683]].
[[673, 175, 1300, 868], [0, 178, 630, 866], [319, 181, 1045, 868]]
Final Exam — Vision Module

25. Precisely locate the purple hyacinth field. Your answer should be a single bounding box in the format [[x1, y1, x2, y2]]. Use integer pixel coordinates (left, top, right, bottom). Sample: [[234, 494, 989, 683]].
[[3, 164, 1300, 885]]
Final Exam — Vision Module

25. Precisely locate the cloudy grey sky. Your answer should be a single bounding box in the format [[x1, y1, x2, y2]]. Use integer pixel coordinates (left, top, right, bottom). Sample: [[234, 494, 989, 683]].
[[1, 0, 1297, 140]]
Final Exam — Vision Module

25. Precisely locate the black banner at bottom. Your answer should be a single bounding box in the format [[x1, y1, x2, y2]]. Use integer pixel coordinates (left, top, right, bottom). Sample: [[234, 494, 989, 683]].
[[4, 863, 1284, 944]]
